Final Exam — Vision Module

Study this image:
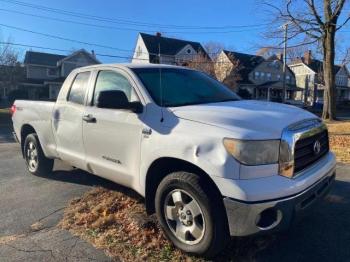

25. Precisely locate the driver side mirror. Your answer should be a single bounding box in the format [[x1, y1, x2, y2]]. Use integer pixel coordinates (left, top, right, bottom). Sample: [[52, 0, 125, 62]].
[[96, 90, 143, 113]]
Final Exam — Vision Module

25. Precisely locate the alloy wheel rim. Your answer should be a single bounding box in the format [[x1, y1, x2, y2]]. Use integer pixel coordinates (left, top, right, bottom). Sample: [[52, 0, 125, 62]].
[[26, 141, 38, 172], [163, 189, 205, 245]]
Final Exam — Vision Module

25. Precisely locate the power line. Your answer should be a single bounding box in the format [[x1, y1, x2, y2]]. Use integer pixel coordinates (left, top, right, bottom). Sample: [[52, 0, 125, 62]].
[[0, 41, 245, 64], [0, 0, 272, 31], [0, 8, 265, 34], [0, 23, 132, 53], [0, 23, 260, 57]]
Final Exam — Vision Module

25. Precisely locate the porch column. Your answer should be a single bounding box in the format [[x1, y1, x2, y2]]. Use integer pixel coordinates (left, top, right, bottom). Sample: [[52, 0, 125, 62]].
[[267, 87, 270, 101]]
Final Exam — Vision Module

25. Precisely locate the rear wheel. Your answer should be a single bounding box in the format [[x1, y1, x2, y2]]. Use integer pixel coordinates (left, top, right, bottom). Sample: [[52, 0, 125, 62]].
[[24, 134, 54, 176], [155, 172, 229, 258]]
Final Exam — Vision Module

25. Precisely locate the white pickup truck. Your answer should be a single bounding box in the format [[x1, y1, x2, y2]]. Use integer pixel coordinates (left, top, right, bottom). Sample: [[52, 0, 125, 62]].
[[12, 64, 336, 257]]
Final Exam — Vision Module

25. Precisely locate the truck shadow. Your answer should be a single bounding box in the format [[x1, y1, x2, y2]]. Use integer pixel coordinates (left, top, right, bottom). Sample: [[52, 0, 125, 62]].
[[41, 167, 350, 262]]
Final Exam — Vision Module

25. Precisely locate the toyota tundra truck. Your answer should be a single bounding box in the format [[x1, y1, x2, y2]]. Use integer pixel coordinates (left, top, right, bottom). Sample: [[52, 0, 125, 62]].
[[11, 64, 336, 257]]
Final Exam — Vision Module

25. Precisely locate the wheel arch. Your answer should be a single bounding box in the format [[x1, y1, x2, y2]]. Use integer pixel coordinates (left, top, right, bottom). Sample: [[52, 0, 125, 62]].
[[20, 124, 37, 157], [144, 157, 223, 214]]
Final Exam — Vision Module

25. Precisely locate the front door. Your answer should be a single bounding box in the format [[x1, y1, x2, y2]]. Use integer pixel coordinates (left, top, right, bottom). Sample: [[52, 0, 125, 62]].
[[53, 71, 91, 170], [82, 69, 144, 187]]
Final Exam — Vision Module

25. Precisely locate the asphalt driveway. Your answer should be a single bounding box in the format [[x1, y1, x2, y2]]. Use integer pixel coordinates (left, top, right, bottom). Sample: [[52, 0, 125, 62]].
[[0, 143, 115, 262]]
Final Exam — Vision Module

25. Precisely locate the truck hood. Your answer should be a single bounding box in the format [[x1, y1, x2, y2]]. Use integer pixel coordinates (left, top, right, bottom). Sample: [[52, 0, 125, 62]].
[[170, 100, 317, 139]]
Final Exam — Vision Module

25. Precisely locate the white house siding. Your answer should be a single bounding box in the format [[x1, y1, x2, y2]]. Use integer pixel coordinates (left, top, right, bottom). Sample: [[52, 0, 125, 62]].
[[132, 35, 150, 64], [214, 52, 234, 82], [288, 63, 316, 102], [175, 45, 197, 64]]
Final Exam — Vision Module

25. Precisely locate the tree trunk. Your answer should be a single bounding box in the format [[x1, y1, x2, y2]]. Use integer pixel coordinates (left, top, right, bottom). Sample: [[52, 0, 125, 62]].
[[322, 25, 337, 121]]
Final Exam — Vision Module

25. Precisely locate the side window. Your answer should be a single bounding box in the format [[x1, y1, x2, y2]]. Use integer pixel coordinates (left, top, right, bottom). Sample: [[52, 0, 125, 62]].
[[68, 71, 90, 105], [93, 70, 138, 106]]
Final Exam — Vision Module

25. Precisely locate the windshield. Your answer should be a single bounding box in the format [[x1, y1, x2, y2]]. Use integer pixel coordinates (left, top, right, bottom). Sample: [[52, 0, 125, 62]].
[[132, 68, 240, 107]]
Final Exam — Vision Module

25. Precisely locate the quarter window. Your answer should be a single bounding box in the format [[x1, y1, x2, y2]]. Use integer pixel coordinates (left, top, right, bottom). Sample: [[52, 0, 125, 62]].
[[68, 71, 90, 105], [93, 70, 138, 106]]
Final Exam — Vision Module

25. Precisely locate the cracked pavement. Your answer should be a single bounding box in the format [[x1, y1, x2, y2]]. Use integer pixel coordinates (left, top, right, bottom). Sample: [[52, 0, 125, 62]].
[[0, 143, 114, 262]]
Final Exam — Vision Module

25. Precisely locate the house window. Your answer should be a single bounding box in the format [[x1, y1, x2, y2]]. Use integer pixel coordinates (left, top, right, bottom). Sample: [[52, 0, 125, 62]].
[[277, 74, 281, 80], [186, 49, 191, 54], [254, 72, 260, 79], [267, 73, 272, 80], [47, 68, 58, 77], [261, 72, 265, 79]]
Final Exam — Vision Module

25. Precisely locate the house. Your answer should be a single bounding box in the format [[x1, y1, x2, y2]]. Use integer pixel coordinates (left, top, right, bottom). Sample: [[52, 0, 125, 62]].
[[132, 32, 210, 65], [216, 50, 300, 102], [22, 49, 100, 100], [288, 50, 350, 105]]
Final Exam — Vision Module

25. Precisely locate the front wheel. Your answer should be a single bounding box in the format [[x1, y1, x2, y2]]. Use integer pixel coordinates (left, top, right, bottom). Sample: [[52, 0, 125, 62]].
[[155, 172, 229, 258], [24, 133, 54, 176]]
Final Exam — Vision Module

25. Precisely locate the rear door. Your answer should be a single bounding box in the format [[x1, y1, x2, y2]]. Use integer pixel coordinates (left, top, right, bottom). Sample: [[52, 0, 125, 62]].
[[82, 69, 144, 187], [53, 71, 91, 169]]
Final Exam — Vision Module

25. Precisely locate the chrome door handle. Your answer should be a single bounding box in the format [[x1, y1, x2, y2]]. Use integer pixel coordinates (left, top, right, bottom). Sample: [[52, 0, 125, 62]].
[[82, 114, 96, 123]]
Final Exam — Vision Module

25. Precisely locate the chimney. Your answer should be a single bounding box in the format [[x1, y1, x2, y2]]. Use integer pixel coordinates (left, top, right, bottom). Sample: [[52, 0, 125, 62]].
[[156, 32, 162, 37], [91, 50, 96, 58], [304, 50, 312, 65]]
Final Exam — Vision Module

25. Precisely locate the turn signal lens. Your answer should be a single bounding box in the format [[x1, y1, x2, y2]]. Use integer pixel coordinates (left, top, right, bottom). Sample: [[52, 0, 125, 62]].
[[10, 105, 16, 117]]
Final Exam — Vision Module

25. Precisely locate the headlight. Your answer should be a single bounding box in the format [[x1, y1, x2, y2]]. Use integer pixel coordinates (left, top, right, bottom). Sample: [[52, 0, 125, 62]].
[[223, 138, 280, 165]]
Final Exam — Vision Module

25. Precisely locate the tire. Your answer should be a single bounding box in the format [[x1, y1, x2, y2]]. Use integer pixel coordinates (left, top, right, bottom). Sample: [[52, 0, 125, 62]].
[[24, 133, 54, 176], [155, 172, 229, 258]]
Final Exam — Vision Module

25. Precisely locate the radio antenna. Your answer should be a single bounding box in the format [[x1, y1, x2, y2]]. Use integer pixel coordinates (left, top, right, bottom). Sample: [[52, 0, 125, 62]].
[[158, 42, 164, 122]]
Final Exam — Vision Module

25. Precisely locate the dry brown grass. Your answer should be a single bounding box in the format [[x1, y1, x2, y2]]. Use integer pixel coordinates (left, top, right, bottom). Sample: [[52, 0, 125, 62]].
[[325, 121, 350, 163], [59, 187, 199, 262], [59, 187, 274, 262], [329, 135, 350, 164], [326, 121, 350, 134]]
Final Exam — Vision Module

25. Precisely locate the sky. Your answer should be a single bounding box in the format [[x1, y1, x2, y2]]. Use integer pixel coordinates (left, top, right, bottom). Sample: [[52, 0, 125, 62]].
[[0, 0, 349, 64]]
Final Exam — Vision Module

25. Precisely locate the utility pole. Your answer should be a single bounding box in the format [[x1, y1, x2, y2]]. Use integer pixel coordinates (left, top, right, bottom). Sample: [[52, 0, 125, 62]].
[[282, 23, 288, 103]]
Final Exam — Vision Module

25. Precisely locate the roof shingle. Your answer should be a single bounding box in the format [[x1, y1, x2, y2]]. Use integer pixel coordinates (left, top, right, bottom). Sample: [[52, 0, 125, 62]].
[[140, 33, 209, 58], [24, 51, 66, 67]]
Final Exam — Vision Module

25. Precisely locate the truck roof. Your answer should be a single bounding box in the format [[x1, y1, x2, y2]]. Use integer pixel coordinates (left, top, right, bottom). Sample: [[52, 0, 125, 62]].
[[76, 63, 191, 71]]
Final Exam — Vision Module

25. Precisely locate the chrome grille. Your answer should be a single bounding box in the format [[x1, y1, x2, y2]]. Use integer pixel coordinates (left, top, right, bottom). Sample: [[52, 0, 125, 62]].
[[294, 129, 329, 173]]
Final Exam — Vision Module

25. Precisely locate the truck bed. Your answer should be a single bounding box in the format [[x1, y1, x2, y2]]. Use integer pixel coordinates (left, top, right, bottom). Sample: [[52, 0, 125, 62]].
[[12, 100, 58, 158]]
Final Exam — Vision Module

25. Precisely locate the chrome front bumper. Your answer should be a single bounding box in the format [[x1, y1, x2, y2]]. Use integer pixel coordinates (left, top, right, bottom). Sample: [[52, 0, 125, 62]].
[[223, 168, 336, 236]]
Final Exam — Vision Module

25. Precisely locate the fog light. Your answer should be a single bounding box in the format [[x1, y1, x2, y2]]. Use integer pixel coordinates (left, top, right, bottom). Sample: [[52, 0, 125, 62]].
[[256, 208, 282, 230]]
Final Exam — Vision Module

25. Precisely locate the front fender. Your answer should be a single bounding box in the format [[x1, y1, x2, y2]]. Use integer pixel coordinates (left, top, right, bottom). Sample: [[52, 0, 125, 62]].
[[139, 125, 240, 196]]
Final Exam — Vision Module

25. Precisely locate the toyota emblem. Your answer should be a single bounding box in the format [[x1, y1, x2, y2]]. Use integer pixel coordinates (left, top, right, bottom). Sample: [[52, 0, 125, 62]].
[[313, 140, 321, 155]]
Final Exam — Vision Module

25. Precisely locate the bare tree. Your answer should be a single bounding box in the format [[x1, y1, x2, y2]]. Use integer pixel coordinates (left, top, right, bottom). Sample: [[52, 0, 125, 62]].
[[0, 40, 24, 100], [186, 51, 216, 77], [203, 41, 225, 60], [262, 0, 350, 120]]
